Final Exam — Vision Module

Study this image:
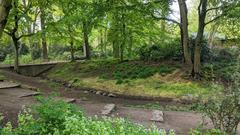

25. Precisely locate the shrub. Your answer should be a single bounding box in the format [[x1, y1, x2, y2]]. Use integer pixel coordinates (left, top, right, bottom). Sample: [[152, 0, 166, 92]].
[[198, 60, 240, 134], [0, 97, 175, 135], [138, 39, 181, 62]]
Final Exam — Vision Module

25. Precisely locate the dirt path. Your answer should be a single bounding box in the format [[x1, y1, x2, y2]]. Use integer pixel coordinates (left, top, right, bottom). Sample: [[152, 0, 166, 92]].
[[0, 70, 214, 134]]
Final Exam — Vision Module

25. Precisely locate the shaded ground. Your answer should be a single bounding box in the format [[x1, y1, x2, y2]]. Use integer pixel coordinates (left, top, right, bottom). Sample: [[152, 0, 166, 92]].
[[0, 69, 224, 135]]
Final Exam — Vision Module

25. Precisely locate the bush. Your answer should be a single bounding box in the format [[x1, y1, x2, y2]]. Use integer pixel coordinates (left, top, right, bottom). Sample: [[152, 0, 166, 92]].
[[138, 39, 181, 62], [0, 97, 175, 135], [189, 36, 213, 63], [198, 61, 240, 134]]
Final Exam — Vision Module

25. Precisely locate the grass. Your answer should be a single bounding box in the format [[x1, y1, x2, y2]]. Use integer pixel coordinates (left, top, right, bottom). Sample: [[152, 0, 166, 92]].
[[124, 102, 195, 112], [0, 71, 5, 81], [47, 59, 222, 99]]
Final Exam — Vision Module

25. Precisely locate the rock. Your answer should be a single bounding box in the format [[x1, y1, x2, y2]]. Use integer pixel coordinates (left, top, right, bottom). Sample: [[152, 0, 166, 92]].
[[96, 91, 102, 95], [102, 92, 107, 96], [150, 110, 164, 122], [83, 90, 89, 94], [54, 97, 76, 103], [108, 93, 116, 98], [0, 82, 20, 89], [19, 92, 41, 98], [101, 104, 116, 115]]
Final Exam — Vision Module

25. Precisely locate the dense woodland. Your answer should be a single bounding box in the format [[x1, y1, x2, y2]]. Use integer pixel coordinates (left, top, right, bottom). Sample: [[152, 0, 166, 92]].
[[0, 0, 240, 135]]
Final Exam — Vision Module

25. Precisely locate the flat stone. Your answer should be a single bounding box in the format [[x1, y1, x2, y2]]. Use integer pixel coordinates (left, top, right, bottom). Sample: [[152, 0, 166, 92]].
[[101, 104, 116, 115], [0, 82, 20, 89], [83, 90, 89, 94], [96, 91, 102, 95], [19, 92, 41, 98], [102, 92, 107, 96], [108, 93, 116, 98], [150, 110, 164, 122], [54, 97, 76, 103]]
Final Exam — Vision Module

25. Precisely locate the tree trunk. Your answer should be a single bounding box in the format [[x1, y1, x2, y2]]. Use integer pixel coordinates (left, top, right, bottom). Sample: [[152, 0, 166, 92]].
[[40, 7, 48, 61], [70, 40, 75, 62], [120, 10, 126, 62], [178, 0, 192, 67], [112, 41, 119, 58], [83, 22, 91, 60], [12, 37, 19, 72], [0, 0, 12, 38], [193, 0, 208, 78]]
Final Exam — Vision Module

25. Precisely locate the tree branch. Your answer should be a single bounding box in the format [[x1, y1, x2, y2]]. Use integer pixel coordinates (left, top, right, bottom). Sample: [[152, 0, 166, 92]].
[[3, 29, 12, 36], [17, 33, 34, 40], [151, 14, 180, 26]]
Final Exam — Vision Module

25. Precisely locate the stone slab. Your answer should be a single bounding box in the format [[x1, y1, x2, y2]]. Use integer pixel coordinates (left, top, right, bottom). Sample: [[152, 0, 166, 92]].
[[19, 92, 41, 98], [101, 104, 116, 115], [150, 110, 164, 122], [0, 82, 20, 89], [54, 97, 76, 103]]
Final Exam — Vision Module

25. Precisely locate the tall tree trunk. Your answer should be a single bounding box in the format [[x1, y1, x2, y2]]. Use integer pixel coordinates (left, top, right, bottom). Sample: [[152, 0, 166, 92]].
[[120, 10, 126, 62], [12, 37, 19, 72], [193, 0, 208, 78], [178, 0, 192, 67], [0, 0, 12, 38], [40, 7, 48, 61], [112, 41, 119, 58], [70, 39, 75, 62], [83, 22, 91, 59]]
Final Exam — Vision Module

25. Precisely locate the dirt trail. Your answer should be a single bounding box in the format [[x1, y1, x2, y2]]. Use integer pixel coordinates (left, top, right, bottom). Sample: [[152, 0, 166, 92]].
[[0, 70, 217, 134]]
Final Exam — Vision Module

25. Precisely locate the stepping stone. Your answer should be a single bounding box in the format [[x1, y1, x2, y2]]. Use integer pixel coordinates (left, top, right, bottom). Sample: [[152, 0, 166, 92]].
[[0, 82, 20, 89], [150, 110, 164, 122], [54, 97, 76, 103], [19, 91, 41, 98], [101, 104, 116, 115]]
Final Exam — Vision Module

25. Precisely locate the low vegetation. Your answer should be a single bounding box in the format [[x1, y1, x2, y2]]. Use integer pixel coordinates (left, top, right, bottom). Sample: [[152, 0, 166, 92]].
[[0, 97, 175, 135], [47, 59, 221, 99]]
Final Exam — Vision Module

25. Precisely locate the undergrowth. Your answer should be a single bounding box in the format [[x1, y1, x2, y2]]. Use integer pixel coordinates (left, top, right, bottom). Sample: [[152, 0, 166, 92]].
[[0, 97, 175, 135]]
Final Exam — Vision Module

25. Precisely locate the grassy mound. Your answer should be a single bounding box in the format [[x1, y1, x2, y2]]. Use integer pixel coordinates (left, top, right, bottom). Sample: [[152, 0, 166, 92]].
[[46, 59, 221, 99]]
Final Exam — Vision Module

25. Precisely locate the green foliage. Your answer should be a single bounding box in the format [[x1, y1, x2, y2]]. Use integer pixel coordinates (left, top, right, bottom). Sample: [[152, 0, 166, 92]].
[[202, 47, 239, 81], [138, 40, 181, 61], [190, 129, 224, 135], [0, 97, 174, 135], [113, 62, 176, 84], [198, 61, 240, 134]]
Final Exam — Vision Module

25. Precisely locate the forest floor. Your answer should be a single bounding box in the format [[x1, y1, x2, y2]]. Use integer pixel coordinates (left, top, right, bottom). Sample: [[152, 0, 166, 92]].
[[0, 69, 214, 135]]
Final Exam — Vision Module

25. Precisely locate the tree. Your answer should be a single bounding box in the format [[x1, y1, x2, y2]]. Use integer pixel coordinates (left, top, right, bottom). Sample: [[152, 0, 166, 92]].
[[192, 0, 239, 78], [0, 0, 12, 38], [4, 0, 35, 72]]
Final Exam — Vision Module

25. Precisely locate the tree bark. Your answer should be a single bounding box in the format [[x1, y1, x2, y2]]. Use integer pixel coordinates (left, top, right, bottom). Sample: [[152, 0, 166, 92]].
[[193, 0, 208, 78], [40, 7, 48, 61], [12, 37, 19, 72], [70, 39, 75, 62], [83, 22, 91, 59], [178, 0, 192, 67], [0, 0, 12, 38]]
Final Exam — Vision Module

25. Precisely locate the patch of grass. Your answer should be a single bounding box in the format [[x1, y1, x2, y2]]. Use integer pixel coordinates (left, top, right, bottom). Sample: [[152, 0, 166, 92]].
[[40, 80, 63, 91], [125, 102, 194, 112], [47, 59, 221, 99], [0, 72, 5, 81], [113, 63, 176, 84]]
